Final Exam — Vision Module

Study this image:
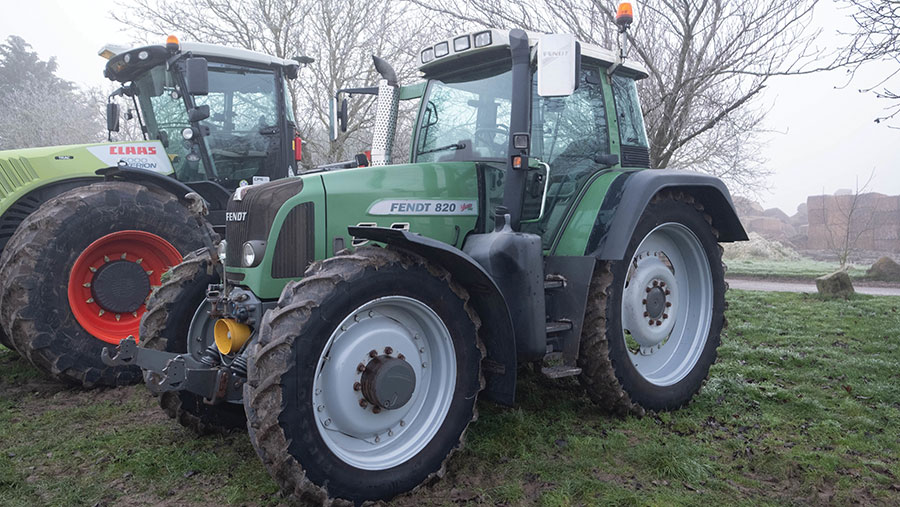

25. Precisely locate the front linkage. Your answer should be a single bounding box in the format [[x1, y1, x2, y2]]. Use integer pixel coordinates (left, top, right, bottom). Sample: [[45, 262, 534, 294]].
[[102, 284, 263, 405]]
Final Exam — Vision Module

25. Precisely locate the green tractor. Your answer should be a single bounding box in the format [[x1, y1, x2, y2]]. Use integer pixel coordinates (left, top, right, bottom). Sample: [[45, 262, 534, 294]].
[[0, 36, 311, 386], [105, 20, 746, 505]]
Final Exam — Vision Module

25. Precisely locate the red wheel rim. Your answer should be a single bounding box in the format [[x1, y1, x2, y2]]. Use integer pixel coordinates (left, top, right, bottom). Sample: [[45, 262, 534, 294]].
[[68, 230, 182, 345]]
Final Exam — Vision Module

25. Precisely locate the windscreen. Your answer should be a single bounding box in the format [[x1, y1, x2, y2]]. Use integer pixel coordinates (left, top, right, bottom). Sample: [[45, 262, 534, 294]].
[[414, 66, 512, 163]]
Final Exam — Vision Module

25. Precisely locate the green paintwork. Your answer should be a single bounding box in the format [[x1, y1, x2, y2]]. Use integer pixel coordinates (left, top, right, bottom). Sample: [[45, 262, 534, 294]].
[[230, 161, 480, 299], [552, 170, 624, 256], [0, 141, 174, 218]]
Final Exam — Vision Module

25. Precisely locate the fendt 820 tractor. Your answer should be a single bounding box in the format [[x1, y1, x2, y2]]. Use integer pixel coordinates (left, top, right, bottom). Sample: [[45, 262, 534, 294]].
[[105, 11, 747, 504], [0, 36, 309, 387]]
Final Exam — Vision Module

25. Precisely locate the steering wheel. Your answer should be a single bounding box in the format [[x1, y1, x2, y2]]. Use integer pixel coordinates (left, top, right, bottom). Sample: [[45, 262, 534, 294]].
[[473, 124, 509, 152]]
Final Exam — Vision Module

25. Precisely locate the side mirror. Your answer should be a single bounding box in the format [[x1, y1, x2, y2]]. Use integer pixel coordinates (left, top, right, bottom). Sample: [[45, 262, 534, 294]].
[[185, 57, 209, 95], [329, 95, 350, 141], [188, 105, 210, 122], [537, 33, 580, 97], [106, 103, 120, 132], [339, 98, 349, 133]]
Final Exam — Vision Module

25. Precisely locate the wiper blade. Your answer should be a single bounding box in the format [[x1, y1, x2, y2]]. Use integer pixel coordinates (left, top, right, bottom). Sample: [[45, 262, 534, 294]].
[[417, 142, 465, 156]]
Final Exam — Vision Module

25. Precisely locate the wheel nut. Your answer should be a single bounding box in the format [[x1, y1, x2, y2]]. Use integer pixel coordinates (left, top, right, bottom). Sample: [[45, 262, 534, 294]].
[[645, 287, 652, 293], [655, 320, 662, 326], [372, 406, 382, 414], [357, 362, 366, 373], [384, 346, 393, 355], [666, 302, 672, 307], [368, 349, 377, 358], [653, 280, 659, 287], [398, 353, 405, 360], [643, 311, 649, 317], [353, 382, 361, 391], [660, 281, 666, 287], [359, 399, 368, 408], [648, 320, 654, 325], [665, 290, 671, 295], [663, 313, 669, 319]]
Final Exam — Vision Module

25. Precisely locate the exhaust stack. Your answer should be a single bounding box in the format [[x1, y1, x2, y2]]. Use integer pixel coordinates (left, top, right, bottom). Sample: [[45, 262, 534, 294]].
[[370, 56, 400, 166]]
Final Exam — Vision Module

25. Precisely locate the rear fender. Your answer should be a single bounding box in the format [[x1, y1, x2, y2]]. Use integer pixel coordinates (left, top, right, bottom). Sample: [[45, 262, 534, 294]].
[[348, 226, 518, 406], [584, 169, 748, 260]]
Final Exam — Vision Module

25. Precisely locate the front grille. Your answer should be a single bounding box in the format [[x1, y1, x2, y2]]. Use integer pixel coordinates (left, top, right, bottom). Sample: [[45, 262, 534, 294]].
[[621, 145, 651, 168], [225, 178, 304, 267], [271, 202, 315, 278]]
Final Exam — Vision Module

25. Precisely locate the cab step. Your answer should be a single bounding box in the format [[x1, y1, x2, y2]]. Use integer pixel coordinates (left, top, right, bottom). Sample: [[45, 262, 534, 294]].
[[541, 365, 582, 378]]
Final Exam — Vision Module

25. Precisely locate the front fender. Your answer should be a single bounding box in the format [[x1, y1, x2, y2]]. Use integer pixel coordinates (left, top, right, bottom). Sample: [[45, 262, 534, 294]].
[[348, 226, 518, 406]]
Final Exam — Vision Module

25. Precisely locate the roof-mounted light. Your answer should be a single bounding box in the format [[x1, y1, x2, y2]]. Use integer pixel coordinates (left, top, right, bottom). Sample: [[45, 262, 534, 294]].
[[421, 47, 435, 64], [453, 35, 470, 52], [434, 41, 449, 58], [166, 34, 179, 53], [616, 2, 634, 28], [474, 31, 492, 48]]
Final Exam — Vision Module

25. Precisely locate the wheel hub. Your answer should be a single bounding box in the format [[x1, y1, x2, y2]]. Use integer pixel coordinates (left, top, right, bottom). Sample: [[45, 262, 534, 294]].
[[361, 355, 416, 410], [622, 252, 678, 351], [91, 260, 151, 314]]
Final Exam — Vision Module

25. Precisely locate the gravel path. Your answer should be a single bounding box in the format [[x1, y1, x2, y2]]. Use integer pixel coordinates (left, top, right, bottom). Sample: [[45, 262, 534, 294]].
[[726, 278, 900, 297]]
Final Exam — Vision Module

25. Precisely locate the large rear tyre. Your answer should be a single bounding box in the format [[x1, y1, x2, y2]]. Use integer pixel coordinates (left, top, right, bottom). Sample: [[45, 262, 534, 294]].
[[139, 247, 246, 434], [244, 247, 483, 504], [0, 182, 210, 387], [578, 191, 726, 415]]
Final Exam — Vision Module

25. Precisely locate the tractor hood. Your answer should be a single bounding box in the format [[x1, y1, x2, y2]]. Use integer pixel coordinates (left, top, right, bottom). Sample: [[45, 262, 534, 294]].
[[0, 140, 172, 209]]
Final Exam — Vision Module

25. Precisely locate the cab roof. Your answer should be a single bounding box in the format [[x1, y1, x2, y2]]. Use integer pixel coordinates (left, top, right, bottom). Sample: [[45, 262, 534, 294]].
[[418, 28, 649, 79]]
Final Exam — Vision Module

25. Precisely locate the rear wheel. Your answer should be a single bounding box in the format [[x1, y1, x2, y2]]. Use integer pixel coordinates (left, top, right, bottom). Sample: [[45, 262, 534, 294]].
[[0, 182, 210, 387], [244, 247, 483, 504], [139, 247, 246, 434], [578, 192, 726, 414]]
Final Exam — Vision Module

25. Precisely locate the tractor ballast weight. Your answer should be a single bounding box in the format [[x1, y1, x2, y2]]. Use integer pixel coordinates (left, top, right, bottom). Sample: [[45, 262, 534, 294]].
[[111, 22, 748, 504]]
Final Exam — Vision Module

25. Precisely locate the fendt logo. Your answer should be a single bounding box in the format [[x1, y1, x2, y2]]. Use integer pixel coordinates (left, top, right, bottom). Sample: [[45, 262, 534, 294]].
[[108, 145, 158, 156], [226, 212, 248, 222]]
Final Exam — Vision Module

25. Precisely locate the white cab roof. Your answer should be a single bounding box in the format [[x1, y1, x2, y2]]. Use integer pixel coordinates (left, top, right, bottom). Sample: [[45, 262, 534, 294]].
[[99, 41, 298, 69]]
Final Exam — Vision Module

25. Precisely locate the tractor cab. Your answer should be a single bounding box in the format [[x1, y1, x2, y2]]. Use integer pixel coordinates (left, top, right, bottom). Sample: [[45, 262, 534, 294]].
[[100, 37, 305, 190], [410, 29, 651, 249]]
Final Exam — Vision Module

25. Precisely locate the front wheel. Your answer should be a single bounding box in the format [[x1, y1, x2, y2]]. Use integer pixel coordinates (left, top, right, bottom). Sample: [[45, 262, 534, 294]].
[[244, 247, 483, 504], [579, 191, 726, 414]]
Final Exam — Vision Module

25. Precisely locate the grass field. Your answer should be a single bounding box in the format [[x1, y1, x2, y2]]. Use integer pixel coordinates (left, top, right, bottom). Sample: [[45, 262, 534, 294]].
[[724, 259, 872, 280], [1, 290, 899, 506]]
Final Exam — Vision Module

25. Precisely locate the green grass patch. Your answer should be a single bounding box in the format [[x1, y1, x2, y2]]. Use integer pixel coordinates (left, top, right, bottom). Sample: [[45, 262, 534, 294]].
[[725, 258, 871, 280], [2, 291, 899, 505]]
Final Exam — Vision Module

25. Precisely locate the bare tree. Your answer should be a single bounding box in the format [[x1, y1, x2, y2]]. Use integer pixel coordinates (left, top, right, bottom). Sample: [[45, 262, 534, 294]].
[[837, 0, 900, 125], [821, 171, 878, 268], [0, 36, 105, 149], [409, 0, 826, 192]]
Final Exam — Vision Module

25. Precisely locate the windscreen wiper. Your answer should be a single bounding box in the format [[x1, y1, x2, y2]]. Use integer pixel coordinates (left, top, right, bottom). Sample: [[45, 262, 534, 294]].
[[417, 142, 466, 156]]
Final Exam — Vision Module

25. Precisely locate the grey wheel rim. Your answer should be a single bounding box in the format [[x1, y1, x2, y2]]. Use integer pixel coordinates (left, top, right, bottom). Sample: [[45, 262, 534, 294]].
[[312, 296, 456, 470], [621, 222, 712, 386]]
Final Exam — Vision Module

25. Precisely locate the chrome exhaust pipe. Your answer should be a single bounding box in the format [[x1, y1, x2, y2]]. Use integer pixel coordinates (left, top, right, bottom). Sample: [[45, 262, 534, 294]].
[[370, 56, 400, 166]]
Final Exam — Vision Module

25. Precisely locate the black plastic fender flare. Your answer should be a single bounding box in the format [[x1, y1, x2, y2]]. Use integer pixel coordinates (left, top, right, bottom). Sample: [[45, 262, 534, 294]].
[[585, 169, 748, 260], [348, 226, 518, 406], [96, 166, 198, 203]]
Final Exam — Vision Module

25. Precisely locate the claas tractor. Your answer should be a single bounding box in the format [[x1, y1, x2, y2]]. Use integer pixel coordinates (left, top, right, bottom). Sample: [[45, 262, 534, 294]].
[[0, 36, 311, 387], [104, 17, 747, 505]]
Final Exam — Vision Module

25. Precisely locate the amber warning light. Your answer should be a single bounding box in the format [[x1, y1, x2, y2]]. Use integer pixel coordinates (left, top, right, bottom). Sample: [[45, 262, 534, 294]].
[[616, 2, 634, 28], [166, 35, 179, 52]]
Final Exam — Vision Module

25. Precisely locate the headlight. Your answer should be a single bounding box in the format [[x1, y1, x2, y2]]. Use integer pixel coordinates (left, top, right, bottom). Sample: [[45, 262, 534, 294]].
[[217, 240, 227, 262], [453, 35, 470, 52], [241, 240, 266, 268], [138, 50, 149, 60], [434, 42, 449, 58], [421, 47, 434, 64], [181, 127, 194, 140]]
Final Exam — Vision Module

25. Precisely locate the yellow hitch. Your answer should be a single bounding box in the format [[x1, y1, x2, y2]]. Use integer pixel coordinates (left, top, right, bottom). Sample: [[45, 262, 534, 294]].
[[214, 319, 252, 355]]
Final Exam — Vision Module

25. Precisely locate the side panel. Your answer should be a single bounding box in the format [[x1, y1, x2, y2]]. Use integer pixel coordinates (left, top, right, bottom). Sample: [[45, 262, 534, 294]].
[[552, 170, 623, 255], [0, 141, 173, 217], [322, 162, 480, 255]]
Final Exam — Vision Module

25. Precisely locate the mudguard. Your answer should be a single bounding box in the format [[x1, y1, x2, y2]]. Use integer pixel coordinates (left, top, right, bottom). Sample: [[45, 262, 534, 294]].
[[97, 165, 198, 203], [585, 169, 748, 260], [348, 226, 518, 406]]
